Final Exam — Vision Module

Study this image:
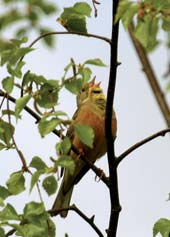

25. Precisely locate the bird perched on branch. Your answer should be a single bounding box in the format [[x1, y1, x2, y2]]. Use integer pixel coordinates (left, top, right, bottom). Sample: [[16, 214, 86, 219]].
[[52, 78, 117, 217]]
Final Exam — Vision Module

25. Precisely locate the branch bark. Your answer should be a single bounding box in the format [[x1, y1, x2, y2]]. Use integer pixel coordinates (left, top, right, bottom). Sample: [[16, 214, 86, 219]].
[[105, 1, 121, 237], [49, 204, 104, 237], [115, 128, 170, 167], [29, 31, 111, 48], [128, 22, 170, 128]]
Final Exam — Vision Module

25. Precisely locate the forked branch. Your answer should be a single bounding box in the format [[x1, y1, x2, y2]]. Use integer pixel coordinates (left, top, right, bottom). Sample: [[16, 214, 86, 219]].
[[49, 204, 104, 237]]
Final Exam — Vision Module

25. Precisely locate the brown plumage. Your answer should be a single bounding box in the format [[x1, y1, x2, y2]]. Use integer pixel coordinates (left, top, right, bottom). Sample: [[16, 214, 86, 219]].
[[52, 80, 117, 217]]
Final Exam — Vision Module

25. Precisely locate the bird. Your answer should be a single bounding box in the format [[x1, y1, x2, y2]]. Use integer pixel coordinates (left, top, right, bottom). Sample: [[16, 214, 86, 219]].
[[52, 78, 117, 217]]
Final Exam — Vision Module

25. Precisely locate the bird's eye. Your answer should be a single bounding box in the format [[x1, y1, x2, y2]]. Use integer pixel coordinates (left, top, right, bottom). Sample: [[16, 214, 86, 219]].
[[92, 90, 101, 94], [81, 88, 85, 92]]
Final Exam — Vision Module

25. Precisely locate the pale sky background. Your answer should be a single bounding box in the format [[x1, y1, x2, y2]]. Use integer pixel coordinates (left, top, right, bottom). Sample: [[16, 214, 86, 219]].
[[0, 1, 170, 237]]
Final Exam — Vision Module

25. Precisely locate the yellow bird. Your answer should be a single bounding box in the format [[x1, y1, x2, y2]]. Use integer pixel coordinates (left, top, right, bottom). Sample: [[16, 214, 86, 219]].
[[52, 79, 117, 217]]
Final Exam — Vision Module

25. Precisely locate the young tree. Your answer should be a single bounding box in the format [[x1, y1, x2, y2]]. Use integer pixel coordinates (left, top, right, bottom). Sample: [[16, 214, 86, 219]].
[[0, 1, 170, 237]]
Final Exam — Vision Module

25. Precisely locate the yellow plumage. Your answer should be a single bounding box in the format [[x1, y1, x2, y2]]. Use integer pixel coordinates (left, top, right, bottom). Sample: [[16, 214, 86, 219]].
[[52, 80, 117, 217]]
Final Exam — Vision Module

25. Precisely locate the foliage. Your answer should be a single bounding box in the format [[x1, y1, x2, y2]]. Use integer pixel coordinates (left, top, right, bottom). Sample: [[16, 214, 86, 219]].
[[0, 0, 58, 47], [115, 0, 170, 51]]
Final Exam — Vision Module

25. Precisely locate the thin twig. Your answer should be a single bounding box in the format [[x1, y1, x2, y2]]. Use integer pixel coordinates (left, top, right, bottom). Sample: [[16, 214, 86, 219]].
[[29, 31, 111, 48], [105, 0, 121, 236], [92, 0, 100, 17], [0, 95, 6, 111], [6, 95, 28, 171], [115, 128, 170, 167], [49, 204, 104, 237], [128, 22, 170, 128], [6, 95, 43, 202]]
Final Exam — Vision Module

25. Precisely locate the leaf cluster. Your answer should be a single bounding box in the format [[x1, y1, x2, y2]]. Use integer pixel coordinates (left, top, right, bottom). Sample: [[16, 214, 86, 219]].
[[115, 0, 170, 52], [0, 0, 58, 47]]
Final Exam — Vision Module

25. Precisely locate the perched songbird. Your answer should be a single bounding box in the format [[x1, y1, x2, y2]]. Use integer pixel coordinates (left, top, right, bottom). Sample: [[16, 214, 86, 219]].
[[52, 79, 117, 217]]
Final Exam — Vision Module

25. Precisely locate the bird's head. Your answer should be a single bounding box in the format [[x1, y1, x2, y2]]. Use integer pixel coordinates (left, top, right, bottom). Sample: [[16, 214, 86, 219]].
[[88, 82, 106, 105], [77, 77, 106, 107]]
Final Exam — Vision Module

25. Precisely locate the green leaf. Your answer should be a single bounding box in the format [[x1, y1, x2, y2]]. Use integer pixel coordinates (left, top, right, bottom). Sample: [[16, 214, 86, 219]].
[[0, 119, 14, 147], [2, 76, 14, 93], [7, 61, 25, 78], [0, 197, 4, 207], [29, 156, 47, 170], [1, 47, 34, 66], [36, 82, 59, 109], [0, 185, 10, 199], [39, 27, 55, 47], [6, 171, 25, 195], [115, 0, 132, 23], [18, 223, 46, 237], [0, 203, 21, 221], [15, 94, 31, 119], [58, 2, 91, 33], [22, 201, 55, 237], [38, 118, 60, 137], [23, 202, 45, 220], [47, 218, 56, 237], [30, 170, 44, 193], [0, 142, 6, 150], [73, 2, 92, 17], [8, 224, 25, 236], [65, 79, 83, 94], [121, 3, 139, 29], [42, 175, 58, 196], [56, 137, 72, 155], [153, 218, 170, 237], [162, 17, 170, 31], [2, 109, 17, 117], [22, 71, 47, 88], [39, 2, 57, 15], [74, 124, 94, 148], [78, 67, 92, 83], [56, 155, 75, 175], [84, 58, 107, 67], [0, 227, 5, 237], [134, 15, 159, 51]]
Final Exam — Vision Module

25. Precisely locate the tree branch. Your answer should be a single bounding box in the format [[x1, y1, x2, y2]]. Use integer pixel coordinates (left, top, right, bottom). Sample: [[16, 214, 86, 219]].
[[29, 31, 111, 48], [115, 128, 170, 167], [105, 0, 121, 237], [128, 22, 170, 128], [49, 204, 104, 237]]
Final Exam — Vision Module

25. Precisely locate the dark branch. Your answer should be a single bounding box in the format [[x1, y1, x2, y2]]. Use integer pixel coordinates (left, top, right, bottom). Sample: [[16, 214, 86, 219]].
[[6, 229, 16, 237], [105, 0, 121, 236], [49, 204, 104, 237], [128, 22, 170, 128], [115, 128, 170, 167]]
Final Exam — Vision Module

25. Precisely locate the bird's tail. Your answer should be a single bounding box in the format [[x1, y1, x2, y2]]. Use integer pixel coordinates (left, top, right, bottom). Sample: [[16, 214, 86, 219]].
[[52, 179, 73, 218]]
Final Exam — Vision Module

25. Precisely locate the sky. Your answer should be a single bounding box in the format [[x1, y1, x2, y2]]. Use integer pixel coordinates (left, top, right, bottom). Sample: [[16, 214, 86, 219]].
[[0, 0, 170, 237]]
